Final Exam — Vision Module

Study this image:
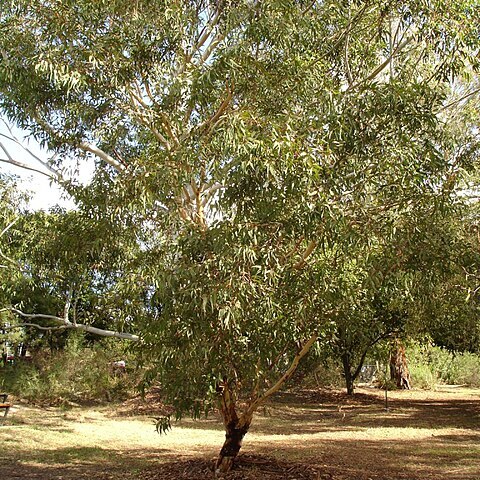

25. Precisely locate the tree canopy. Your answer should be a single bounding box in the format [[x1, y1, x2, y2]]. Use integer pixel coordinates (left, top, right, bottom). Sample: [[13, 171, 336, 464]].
[[0, 0, 479, 472]]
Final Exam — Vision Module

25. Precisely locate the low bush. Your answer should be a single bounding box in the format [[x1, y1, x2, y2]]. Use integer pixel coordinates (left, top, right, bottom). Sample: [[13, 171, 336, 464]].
[[407, 343, 480, 388], [0, 333, 139, 404], [409, 363, 437, 389]]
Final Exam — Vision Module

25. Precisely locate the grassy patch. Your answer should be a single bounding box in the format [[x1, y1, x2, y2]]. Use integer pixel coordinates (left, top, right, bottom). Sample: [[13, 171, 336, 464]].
[[1, 387, 479, 479]]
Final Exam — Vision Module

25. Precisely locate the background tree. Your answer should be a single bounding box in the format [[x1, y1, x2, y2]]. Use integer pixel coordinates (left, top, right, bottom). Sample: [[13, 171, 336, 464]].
[[0, 0, 479, 472], [1, 206, 142, 343], [0, 174, 28, 362]]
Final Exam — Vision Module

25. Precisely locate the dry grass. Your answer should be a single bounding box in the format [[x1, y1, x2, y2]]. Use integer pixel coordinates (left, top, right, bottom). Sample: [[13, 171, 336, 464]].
[[1, 387, 479, 479]]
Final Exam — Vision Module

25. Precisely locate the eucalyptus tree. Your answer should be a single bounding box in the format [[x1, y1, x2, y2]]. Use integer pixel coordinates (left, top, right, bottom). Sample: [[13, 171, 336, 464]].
[[0, 0, 479, 472], [415, 204, 480, 354], [0, 174, 28, 354], [3, 208, 143, 343]]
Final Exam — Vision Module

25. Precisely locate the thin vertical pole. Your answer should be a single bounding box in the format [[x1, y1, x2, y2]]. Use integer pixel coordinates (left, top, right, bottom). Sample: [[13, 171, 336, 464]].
[[384, 361, 389, 411]]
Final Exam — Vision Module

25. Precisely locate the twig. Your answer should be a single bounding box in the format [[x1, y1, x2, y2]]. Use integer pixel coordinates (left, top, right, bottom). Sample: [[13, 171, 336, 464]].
[[438, 87, 480, 113]]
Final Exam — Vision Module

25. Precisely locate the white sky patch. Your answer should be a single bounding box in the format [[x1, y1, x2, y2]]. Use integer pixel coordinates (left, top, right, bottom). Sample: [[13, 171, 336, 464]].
[[0, 121, 94, 211]]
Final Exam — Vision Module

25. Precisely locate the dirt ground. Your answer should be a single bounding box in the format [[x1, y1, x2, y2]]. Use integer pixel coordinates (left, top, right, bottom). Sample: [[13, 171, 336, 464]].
[[1, 386, 479, 480]]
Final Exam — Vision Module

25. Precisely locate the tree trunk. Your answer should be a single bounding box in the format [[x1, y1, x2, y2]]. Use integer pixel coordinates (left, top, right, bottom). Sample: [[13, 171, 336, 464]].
[[214, 335, 319, 473], [342, 352, 355, 395], [215, 417, 251, 474], [215, 380, 252, 474], [389, 341, 411, 389]]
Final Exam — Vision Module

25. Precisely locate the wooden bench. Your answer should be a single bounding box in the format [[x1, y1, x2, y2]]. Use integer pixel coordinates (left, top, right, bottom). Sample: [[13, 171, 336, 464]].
[[0, 393, 12, 424]]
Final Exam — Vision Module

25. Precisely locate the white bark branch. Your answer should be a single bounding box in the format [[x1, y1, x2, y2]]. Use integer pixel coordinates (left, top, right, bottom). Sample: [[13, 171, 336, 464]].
[[78, 142, 125, 172], [0, 157, 58, 180], [0, 217, 19, 238], [0, 121, 64, 181], [7, 308, 139, 341], [0, 218, 26, 272], [2, 322, 66, 332], [176, 6, 223, 76], [347, 36, 413, 92], [201, 182, 224, 207], [197, 32, 226, 67], [190, 7, 222, 60], [27, 112, 123, 174]]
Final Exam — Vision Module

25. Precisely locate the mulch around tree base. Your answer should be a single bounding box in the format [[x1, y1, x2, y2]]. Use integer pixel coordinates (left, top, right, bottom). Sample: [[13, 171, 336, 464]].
[[140, 454, 327, 480]]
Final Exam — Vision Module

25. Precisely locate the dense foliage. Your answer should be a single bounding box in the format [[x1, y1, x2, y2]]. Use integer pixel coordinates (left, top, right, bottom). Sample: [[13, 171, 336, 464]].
[[0, 0, 479, 471], [0, 333, 137, 404]]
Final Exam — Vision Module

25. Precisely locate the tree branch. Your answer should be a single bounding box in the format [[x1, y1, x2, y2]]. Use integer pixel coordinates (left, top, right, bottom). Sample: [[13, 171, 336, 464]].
[[344, 27, 354, 86], [2, 322, 67, 332], [438, 87, 480, 113], [0, 249, 24, 271], [201, 182, 224, 207], [0, 219, 26, 271], [347, 36, 413, 92], [78, 142, 125, 172], [246, 333, 318, 414], [7, 308, 139, 341], [27, 112, 125, 173], [294, 240, 318, 269], [187, 6, 223, 66], [194, 83, 233, 137], [197, 32, 226, 68], [0, 156, 52, 179], [0, 130, 63, 181], [0, 157, 57, 180], [351, 331, 396, 382], [0, 217, 19, 238]]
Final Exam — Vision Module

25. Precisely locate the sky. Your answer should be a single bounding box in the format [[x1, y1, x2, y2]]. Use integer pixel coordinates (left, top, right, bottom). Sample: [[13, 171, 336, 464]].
[[0, 121, 94, 210]]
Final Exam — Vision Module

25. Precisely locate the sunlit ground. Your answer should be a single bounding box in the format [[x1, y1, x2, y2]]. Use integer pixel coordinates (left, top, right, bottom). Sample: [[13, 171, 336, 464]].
[[1, 387, 479, 479]]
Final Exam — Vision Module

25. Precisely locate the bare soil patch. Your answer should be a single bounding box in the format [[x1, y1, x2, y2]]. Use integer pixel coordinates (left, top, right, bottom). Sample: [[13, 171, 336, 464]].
[[1, 387, 479, 480]]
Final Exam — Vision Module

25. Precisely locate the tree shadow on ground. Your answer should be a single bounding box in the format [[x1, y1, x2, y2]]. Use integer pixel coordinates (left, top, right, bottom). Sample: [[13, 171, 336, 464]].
[[248, 389, 480, 435], [2, 438, 479, 480], [173, 388, 480, 436], [251, 435, 480, 480], [0, 448, 323, 480], [2, 389, 479, 480]]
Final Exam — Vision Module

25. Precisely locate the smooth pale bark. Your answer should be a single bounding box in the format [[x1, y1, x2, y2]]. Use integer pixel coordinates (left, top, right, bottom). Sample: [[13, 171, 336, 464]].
[[6, 308, 139, 341]]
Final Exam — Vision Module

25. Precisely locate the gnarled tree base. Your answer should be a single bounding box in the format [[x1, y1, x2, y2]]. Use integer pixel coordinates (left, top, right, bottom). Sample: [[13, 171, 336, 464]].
[[215, 422, 250, 474]]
